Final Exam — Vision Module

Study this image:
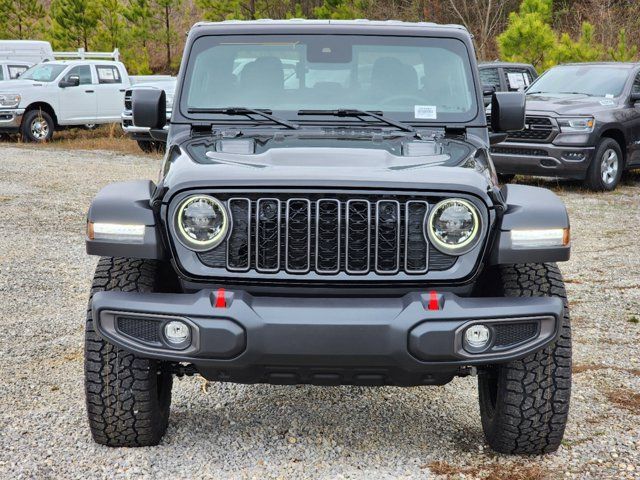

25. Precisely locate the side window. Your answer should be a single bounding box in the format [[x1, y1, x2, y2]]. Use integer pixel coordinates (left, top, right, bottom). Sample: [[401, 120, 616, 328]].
[[96, 65, 122, 84], [8, 65, 28, 79], [0, 67, 4, 81], [504, 68, 532, 91], [631, 73, 640, 95], [66, 65, 92, 85], [479, 68, 500, 90]]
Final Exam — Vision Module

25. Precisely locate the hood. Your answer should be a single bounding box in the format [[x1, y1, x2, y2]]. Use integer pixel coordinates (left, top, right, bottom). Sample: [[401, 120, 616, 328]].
[[131, 80, 176, 94], [161, 138, 495, 203], [0, 79, 46, 90], [525, 93, 617, 116]]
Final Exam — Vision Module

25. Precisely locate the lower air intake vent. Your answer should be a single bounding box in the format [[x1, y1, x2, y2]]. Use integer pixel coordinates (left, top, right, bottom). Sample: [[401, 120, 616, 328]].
[[117, 317, 161, 344], [493, 322, 538, 348]]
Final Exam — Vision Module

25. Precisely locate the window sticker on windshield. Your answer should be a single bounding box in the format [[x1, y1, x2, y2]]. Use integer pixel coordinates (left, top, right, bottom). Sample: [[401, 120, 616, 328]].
[[507, 72, 526, 90], [415, 105, 437, 119]]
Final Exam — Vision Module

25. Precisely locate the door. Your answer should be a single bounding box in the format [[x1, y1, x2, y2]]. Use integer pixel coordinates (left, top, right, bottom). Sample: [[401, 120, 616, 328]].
[[58, 65, 97, 124], [626, 72, 640, 166], [94, 64, 126, 121]]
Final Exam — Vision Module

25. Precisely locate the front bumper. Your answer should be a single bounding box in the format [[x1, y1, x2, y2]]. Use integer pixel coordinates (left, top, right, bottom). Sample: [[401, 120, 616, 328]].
[[121, 110, 170, 138], [91, 289, 563, 386], [0, 108, 25, 131], [491, 141, 594, 179]]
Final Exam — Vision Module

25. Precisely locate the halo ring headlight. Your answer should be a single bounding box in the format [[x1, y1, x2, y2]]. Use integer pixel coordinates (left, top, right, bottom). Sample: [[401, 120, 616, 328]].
[[174, 195, 229, 251], [426, 198, 481, 255]]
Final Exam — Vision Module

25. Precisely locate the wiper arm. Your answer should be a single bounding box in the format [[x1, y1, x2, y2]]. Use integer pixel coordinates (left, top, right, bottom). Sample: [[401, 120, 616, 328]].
[[298, 109, 417, 134], [187, 107, 299, 130]]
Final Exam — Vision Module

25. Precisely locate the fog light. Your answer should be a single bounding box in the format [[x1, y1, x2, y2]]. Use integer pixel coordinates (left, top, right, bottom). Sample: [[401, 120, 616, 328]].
[[164, 321, 190, 347], [464, 324, 491, 351]]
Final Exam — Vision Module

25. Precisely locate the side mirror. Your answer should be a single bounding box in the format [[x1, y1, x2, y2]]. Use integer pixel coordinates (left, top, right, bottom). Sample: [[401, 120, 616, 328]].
[[490, 91, 525, 133], [132, 89, 166, 129], [630, 92, 640, 103], [60, 75, 80, 88]]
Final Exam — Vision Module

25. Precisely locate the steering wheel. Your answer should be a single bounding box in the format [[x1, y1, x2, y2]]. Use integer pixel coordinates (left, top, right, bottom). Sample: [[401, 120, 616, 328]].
[[379, 94, 424, 105]]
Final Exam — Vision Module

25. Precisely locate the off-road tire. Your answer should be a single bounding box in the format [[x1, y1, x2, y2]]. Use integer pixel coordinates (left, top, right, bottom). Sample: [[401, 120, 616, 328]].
[[478, 263, 571, 454], [21, 109, 54, 142], [85, 257, 173, 447], [585, 137, 623, 191], [137, 139, 165, 154]]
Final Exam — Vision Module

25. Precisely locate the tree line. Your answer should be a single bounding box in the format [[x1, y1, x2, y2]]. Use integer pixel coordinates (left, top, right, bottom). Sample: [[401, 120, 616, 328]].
[[0, 0, 638, 74]]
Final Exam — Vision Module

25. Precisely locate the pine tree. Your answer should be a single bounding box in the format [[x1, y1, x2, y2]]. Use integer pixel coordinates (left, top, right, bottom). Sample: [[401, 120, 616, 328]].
[[122, 0, 155, 73], [497, 0, 556, 70], [155, 0, 181, 71], [551, 22, 603, 65], [0, 0, 46, 40], [195, 0, 264, 21], [50, 0, 99, 50], [97, 0, 124, 50], [609, 28, 638, 62], [314, 0, 365, 19]]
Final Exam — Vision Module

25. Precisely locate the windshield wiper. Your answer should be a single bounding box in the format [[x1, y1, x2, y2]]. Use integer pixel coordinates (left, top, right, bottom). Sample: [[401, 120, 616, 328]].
[[187, 107, 299, 130], [298, 109, 417, 134]]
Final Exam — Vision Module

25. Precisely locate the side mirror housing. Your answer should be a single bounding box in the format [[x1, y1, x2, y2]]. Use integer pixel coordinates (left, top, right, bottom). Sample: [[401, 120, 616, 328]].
[[482, 85, 496, 96], [132, 89, 166, 129], [491, 91, 526, 133], [60, 75, 80, 88]]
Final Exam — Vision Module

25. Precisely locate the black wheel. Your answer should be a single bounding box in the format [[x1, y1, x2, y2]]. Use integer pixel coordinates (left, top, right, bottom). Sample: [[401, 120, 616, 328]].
[[497, 173, 515, 184], [21, 109, 54, 142], [85, 257, 173, 447], [585, 138, 623, 191], [478, 263, 572, 454], [137, 140, 165, 153]]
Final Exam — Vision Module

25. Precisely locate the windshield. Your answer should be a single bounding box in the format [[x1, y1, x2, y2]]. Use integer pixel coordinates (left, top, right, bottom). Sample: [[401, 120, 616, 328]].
[[528, 65, 629, 98], [20, 63, 67, 82], [181, 34, 478, 123]]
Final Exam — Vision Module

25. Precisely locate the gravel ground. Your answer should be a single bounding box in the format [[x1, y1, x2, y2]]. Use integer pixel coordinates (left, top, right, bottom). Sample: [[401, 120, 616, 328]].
[[0, 145, 638, 480]]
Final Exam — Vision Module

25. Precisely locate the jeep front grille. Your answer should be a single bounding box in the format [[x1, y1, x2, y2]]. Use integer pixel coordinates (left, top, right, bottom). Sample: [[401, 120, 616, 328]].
[[198, 194, 458, 275]]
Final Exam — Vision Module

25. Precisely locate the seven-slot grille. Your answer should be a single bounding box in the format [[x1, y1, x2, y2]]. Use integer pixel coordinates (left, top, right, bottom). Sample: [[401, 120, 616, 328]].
[[198, 194, 458, 276], [507, 116, 554, 141]]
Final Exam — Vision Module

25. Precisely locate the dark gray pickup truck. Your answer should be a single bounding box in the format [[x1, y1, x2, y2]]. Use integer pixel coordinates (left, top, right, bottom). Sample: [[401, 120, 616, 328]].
[[83, 20, 572, 454], [491, 62, 640, 190]]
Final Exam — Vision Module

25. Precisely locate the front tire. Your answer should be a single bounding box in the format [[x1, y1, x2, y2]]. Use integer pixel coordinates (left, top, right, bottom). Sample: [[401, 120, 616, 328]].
[[21, 109, 54, 142], [84, 257, 173, 447], [478, 263, 572, 454], [584, 138, 623, 191]]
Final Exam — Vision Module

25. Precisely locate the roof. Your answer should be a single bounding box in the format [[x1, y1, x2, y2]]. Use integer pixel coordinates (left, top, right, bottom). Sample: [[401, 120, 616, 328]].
[[191, 18, 469, 35], [479, 61, 534, 69], [556, 62, 639, 68], [42, 60, 122, 66]]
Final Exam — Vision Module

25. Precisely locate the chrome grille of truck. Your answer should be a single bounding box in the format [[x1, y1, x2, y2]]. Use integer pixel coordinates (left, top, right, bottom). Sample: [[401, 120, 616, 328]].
[[198, 194, 458, 275]]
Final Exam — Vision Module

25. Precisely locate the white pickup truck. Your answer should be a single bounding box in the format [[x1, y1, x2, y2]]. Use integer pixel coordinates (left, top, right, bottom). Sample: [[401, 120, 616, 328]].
[[0, 59, 142, 141]]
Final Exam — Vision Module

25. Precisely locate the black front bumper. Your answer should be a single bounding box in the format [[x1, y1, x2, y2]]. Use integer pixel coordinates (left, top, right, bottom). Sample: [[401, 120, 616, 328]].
[[91, 289, 563, 386]]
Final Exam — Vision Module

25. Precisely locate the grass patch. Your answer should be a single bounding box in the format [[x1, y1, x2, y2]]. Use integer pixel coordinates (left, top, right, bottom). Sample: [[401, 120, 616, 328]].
[[628, 315, 639, 324], [2, 124, 161, 156], [606, 388, 640, 415], [428, 461, 547, 479]]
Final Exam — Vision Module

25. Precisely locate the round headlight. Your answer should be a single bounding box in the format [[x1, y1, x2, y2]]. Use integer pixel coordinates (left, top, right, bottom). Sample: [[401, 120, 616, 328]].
[[426, 198, 481, 255], [175, 195, 229, 251]]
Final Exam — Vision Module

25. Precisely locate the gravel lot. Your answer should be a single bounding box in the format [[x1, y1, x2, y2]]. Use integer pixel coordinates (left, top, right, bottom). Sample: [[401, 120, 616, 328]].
[[0, 145, 638, 479]]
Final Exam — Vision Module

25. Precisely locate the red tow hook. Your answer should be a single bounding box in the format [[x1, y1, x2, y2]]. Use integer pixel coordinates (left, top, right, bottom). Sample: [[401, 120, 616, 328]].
[[427, 290, 441, 311], [214, 288, 227, 308]]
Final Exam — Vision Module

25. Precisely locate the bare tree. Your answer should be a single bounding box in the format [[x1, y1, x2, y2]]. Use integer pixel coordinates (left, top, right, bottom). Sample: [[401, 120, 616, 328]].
[[445, 0, 515, 59]]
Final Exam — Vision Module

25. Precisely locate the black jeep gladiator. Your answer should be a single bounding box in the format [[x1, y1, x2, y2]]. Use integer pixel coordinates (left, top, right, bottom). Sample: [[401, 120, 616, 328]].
[[491, 62, 640, 190], [84, 20, 572, 455]]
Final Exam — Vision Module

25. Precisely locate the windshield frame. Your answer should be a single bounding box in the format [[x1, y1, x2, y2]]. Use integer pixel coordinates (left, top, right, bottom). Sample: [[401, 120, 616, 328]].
[[526, 64, 633, 98], [176, 32, 482, 127], [19, 63, 68, 83]]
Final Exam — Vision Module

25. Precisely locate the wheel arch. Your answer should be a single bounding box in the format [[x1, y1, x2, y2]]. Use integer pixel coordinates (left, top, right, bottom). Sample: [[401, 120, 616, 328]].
[[23, 101, 59, 127], [600, 128, 627, 165]]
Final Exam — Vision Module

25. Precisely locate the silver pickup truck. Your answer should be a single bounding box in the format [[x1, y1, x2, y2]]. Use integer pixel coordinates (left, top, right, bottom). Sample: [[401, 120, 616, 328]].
[[121, 78, 175, 152]]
